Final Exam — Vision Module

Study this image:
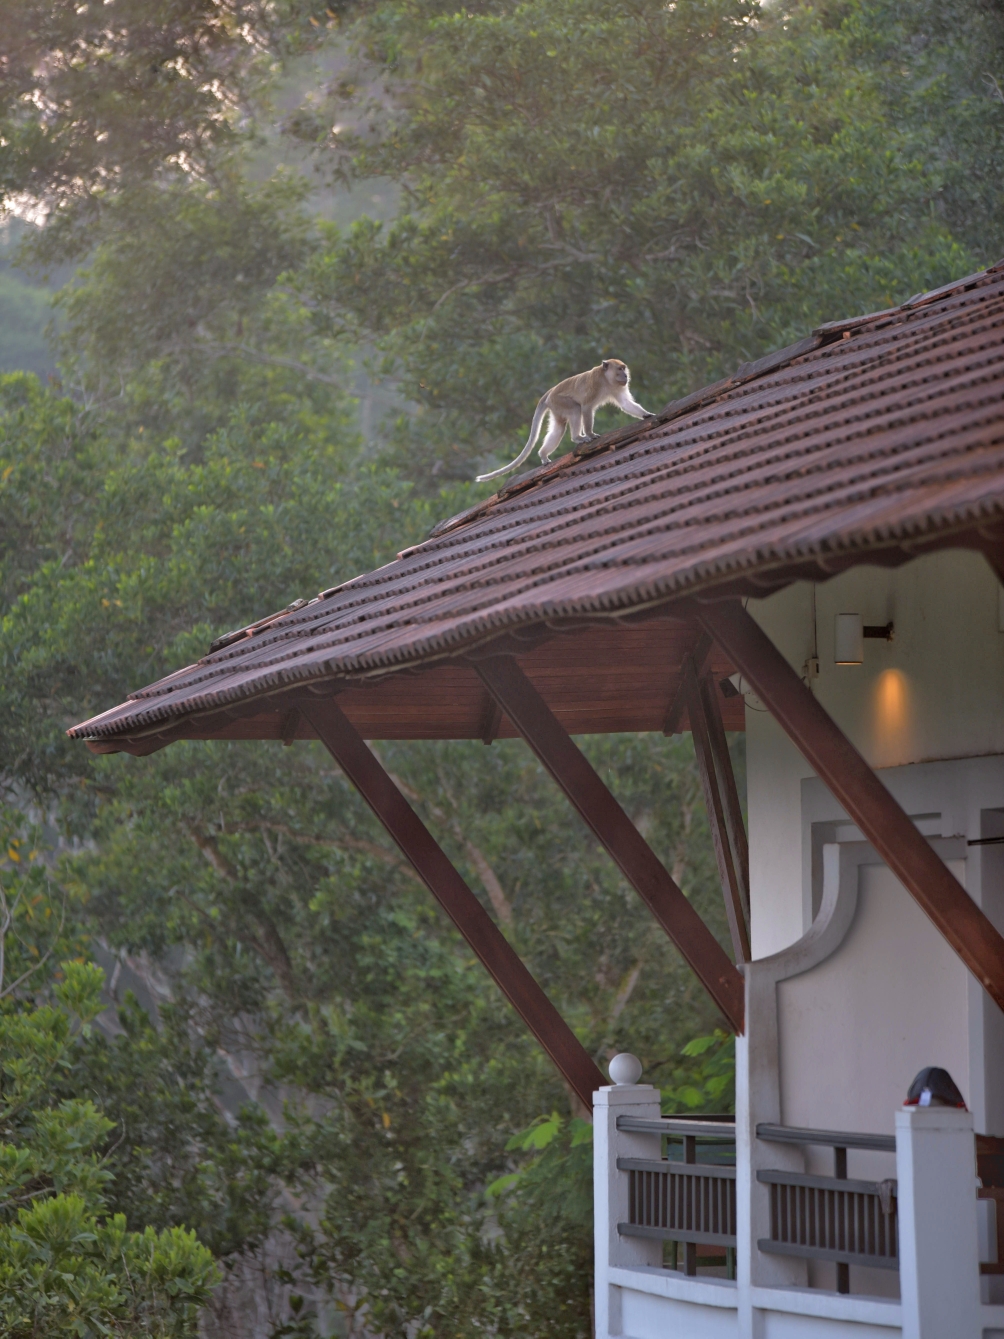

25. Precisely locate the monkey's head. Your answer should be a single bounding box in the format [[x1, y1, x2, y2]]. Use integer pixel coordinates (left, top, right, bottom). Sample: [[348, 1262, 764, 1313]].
[[601, 358, 630, 386]]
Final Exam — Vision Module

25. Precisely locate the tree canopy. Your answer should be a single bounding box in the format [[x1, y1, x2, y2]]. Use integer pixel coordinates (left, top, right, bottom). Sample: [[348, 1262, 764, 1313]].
[[301, 0, 979, 478]]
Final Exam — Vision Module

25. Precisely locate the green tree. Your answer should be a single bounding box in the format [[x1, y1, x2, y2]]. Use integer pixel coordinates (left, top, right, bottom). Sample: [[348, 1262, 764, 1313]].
[[0, 0, 340, 256], [866, 0, 1004, 263], [51, 174, 332, 438], [0, 812, 218, 1337], [0, 371, 437, 791], [288, 0, 987, 483]]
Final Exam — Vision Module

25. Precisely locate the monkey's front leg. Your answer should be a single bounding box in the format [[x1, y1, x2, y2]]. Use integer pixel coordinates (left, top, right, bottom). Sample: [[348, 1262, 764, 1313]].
[[571, 405, 596, 446], [616, 391, 654, 419]]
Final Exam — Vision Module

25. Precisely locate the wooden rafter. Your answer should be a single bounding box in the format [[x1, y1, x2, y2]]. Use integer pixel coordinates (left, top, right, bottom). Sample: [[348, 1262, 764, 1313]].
[[683, 656, 750, 964], [699, 600, 1004, 1015], [663, 631, 713, 737], [698, 666, 750, 923], [479, 691, 504, 746], [473, 654, 745, 1034], [298, 697, 606, 1111]]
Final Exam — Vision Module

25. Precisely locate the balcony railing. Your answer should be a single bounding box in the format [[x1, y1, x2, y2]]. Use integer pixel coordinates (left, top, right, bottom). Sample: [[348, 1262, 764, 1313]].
[[616, 1114, 736, 1276], [613, 1117, 998, 1293], [757, 1168, 898, 1270], [757, 1122, 898, 1293], [598, 1076, 993, 1337]]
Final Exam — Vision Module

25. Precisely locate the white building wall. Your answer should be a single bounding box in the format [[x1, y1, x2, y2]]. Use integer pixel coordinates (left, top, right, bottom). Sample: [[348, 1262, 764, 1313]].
[[742, 549, 1004, 1306], [747, 549, 1004, 961], [777, 856, 970, 1139]]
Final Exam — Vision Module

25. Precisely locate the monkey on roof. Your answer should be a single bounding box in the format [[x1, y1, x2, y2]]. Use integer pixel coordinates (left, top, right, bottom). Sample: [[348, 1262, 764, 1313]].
[[476, 359, 653, 483]]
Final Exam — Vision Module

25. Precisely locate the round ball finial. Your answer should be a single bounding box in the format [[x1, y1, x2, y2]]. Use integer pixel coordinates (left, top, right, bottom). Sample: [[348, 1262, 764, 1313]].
[[608, 1052, 643, 1086]]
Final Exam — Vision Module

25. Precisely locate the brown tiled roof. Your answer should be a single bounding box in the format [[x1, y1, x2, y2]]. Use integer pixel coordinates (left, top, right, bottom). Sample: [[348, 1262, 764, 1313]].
[[70, 261, 1004, 752]]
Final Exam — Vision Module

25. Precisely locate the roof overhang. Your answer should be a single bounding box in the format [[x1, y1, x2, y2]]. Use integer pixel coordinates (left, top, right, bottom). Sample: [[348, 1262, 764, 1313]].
[[80, 611, 745, 755]]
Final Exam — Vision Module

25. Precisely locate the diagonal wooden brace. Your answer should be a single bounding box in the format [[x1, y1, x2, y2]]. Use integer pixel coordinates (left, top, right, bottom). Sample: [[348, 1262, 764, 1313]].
[[683, 656, 750, 964], [473, 655, 745, 1033], [663, 630, 712, 736], [299, 697, 605, 1111], [698, 599, 1004, 1015], [699, 665, 751, 923]]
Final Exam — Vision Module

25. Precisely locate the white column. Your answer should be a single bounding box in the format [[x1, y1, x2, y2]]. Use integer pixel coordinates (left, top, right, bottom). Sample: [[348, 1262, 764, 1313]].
[[594, 1080, 661, 1339], [895, 1104, 981, 1339]]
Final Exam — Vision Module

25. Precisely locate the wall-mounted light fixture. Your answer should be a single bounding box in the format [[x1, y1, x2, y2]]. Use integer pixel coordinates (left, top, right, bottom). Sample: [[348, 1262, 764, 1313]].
[[834, 614, 894, 665]]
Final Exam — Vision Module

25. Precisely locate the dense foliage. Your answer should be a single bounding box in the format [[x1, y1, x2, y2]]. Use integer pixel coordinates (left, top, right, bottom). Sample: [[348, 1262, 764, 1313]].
[[298, 0, 983, 478], [1, 0, 1002, 1334], [0, 361, 731, 1335], [0, 0, 342, 253], [0, 811, 219, 1336]]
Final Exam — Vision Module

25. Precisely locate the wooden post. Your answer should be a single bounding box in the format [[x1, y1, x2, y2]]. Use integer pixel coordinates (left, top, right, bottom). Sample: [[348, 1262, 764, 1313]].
[[683, 656, 750, 963], [698, 599, 1004, 1015], [473, 655, 745, 1034], [299, 698, 606, 1111]]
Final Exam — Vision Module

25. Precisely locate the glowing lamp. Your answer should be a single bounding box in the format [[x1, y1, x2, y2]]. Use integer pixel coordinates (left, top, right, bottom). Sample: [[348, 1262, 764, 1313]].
[[834, 614, 894, 665], [834, 613, 864, 664]]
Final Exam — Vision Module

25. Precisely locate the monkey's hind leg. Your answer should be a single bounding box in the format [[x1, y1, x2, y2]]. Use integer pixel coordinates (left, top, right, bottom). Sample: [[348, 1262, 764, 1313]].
[[538, 412, 568, 463]]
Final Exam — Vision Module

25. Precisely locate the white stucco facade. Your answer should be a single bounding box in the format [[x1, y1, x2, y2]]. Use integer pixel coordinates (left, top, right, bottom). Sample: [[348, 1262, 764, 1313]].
[[746, 550, 1004, 1144], [746, 548, 1004, 957], [594, 550, 1004, 1339]]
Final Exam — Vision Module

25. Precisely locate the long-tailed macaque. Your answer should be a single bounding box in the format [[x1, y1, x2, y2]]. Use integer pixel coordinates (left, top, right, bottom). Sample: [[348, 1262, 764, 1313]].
[[475, 359, 653, 483]]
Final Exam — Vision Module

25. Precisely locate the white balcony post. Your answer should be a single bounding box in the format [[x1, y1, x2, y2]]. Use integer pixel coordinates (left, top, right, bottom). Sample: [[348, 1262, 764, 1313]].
[[594, 1056, 661, 1339], [895, 1104, 981, 1339]]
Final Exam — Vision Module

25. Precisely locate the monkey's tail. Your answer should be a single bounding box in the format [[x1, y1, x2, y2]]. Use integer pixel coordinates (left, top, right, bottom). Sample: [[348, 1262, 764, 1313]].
[[475, 399, 548, 483]]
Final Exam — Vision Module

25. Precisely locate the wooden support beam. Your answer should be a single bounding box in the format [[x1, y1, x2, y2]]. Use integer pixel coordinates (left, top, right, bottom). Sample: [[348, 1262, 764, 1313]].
[[299, 697, 605, 1111], [699, 666, 750, 923], [479, 691, 503, 746], [683, 657, 750, 964], [698, 600, 1004, 1015], [663, 631, 712, 736], [473, 655, 745, 1034]]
